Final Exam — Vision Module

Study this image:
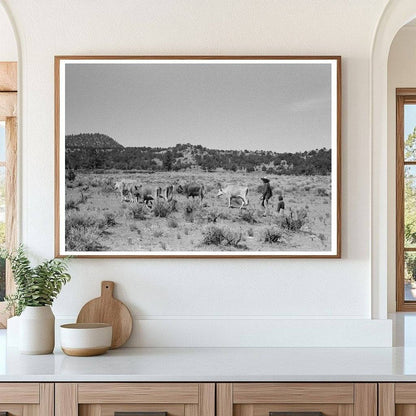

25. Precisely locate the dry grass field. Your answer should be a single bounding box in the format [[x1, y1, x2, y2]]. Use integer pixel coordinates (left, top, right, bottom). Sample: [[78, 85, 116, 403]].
[[65, 170, 332, 253]]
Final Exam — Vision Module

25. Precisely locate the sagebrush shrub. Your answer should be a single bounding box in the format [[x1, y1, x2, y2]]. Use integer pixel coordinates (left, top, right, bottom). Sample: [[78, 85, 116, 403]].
[[65, 212, 108, 252], [153, 200, 173, 218], [207, 209, 221, 223], [316, 187, 329, 196], [167, 218, 178, 228], [65, 198, 79, 210], [66, 226, 104, 252], [66, 212, 106, 231], [101, 178, 115, 194], [128, 203, 148, 220], [202, 226, 242, 248], [202, 226, 224, 245], [239, 209, 257, 224], [104, 213, 116, 227], [263, 227, 282, 243], [222, 228, 242, 247], [277, 209, 307, 231]]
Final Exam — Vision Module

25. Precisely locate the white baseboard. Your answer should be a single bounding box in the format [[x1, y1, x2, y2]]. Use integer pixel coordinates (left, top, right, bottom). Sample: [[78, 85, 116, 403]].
[[56, 317, 392, 347]]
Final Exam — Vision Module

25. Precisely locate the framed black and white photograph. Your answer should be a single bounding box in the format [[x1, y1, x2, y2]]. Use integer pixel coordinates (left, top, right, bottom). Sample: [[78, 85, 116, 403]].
[[55, 56, 341, 258]]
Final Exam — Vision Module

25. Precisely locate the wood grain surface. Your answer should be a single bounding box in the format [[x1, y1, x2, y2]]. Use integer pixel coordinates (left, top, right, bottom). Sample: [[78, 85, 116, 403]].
[[0, 383, 39, 403], [77, 281, 133, 349], [233, 383, 354, 404], [77, 383, 199, 404], [379, 383, 395, 416], [0, 62, 17, 92]]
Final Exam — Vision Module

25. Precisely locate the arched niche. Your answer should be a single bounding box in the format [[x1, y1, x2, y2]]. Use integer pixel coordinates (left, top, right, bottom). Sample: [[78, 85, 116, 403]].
[[371, 0, 416, 319]]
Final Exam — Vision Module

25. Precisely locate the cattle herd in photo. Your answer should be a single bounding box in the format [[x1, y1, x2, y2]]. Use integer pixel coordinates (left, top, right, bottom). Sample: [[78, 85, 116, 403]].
[[64, 134, 332, 253]]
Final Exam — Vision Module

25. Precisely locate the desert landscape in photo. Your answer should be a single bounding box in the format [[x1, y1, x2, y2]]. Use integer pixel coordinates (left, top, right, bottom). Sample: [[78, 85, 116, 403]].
[[64, 136, 332, 253]]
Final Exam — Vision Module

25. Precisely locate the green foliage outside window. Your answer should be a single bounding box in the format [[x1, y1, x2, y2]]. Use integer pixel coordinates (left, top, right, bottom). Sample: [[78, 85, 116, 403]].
[[404, 127, 416, 282]]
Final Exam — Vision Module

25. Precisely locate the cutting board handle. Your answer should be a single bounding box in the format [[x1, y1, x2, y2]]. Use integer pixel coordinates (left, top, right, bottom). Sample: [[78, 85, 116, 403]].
[[101, 281, 115, 298]]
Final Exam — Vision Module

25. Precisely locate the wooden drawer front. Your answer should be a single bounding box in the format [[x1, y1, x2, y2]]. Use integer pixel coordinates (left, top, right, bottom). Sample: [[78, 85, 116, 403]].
[[0, 383, 53, 416], [0, 383, 39, 404], [233, 384, 354, 404], [78, 383, 200, 404], [218, 384, 376, 416], [395, 384, 416, 404], [57, 383, 215, 416]]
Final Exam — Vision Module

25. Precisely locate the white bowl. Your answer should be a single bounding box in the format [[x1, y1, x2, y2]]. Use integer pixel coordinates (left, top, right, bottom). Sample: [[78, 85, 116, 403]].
[[60, 323, 112, 356]]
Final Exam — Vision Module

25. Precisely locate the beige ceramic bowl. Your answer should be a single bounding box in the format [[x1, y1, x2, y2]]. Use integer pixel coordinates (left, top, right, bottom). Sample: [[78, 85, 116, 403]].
[[60, 323, 112, 356]]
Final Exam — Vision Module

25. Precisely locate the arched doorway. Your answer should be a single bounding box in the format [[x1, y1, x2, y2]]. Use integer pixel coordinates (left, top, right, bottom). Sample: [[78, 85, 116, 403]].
[[371, 0, 416, 319]]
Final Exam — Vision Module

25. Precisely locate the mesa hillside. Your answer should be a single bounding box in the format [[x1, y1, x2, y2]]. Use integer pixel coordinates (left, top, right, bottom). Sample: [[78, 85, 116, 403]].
[[65, 133, 331, 176]]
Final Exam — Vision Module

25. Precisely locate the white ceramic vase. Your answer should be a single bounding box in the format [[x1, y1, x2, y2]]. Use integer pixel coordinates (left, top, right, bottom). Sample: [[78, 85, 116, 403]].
[[19, 306, 55, 354], [6, 315, 20, 347]]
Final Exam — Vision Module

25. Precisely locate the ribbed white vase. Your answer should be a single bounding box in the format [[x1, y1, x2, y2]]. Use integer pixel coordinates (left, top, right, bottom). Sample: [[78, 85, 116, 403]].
[[19, 306, 55, 354]]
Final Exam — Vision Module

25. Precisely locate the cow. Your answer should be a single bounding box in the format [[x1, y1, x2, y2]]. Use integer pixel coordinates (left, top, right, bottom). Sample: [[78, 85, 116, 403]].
[[156, 185, 174, 202], [176, 183, 204, 201], [114, 180, 142, 203], [163, 185, 174, 202], [142, 186, 163, 208], [217, 184, 249, 210]]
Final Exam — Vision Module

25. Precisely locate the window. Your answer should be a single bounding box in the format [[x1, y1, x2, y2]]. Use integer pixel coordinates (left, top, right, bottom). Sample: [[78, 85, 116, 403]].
[[0, 62, 17, 327], [396, 89, 416, 310], [0, 121, 5, 301]]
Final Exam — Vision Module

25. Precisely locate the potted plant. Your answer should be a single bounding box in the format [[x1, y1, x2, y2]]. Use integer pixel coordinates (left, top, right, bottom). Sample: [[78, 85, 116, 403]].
[[1, 245, 71, 354]]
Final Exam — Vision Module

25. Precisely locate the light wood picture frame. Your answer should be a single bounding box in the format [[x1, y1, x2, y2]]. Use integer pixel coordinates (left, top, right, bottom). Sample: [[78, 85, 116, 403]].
[[55, 56, 341, 258]]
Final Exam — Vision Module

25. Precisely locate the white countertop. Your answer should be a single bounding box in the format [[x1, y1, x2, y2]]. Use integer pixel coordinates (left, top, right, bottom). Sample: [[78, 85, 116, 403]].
[[1, 327, 416, 382]]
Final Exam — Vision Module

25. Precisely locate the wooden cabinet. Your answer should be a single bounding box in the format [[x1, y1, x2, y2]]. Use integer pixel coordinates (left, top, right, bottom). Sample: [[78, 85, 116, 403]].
[[55, 383, 215, 416], [378, 383, 416, 416], [217, 383, 377, 416], [0, 383, 53, 416], [0, 381, 386, 416]]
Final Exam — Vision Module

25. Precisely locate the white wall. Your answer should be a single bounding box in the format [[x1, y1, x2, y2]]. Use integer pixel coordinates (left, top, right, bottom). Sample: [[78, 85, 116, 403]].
[[0, 4, 17, 61], [1, 0, 393, 346], [387, 25, 416, 313]]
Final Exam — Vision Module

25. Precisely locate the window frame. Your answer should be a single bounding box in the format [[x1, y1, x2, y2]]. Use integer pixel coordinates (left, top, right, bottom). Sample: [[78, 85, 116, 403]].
[[396, 88, 416, 311], [0, 62, 17, 327]]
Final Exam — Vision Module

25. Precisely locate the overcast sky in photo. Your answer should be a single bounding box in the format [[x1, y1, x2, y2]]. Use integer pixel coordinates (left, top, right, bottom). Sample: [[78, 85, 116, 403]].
[[65, 61, 332, 153]]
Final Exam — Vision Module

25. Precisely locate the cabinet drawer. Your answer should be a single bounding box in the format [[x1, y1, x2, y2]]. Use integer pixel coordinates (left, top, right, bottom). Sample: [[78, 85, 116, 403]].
[[217, 383, 376, 416], [56, 383, 215, 416], [379, 383, 416, 416], [0, 383, 53, 416]]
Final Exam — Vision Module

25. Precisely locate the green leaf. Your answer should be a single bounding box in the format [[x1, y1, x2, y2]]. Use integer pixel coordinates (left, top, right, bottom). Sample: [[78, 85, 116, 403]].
[[5, 245, 72, 314]]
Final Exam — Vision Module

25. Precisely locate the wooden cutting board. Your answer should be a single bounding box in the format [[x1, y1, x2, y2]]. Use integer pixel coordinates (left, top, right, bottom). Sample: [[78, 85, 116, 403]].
[[76, 281, 133, 349]]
